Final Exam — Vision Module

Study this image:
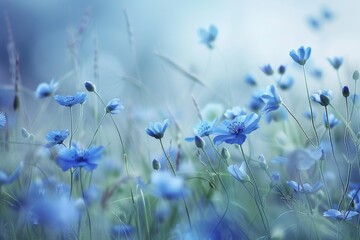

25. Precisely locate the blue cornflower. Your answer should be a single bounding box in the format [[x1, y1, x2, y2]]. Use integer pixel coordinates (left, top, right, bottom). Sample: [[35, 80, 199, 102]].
[[106, 98, 124, 114], [224, 106, 246, 119], [0, 162, 23, 187], [323, 112, 339, 129], [0, 112, 6, 129], [213, 112, 260, 145], [328, 57, 343, 70], [260, 64, 274, 76], [111, 224, 134, 239], [323, 209, 358, 220], [311, 89, 333, 106], [228, 162, 250, 183], [248, 91, 265, 112], [198, 25, 218, 49], [289, 46, 311, 65], [150, 171, 185, 200], [44, 130, 69, 148], [35, 79, 58, 98], [287, 180, 322, 193], [276, 76, 294, 90], [56, 144, 104, 171], [244, 74, 257, 86], [278, 65, 286, 75], [145, 119, 169, 139], [54, 92, 86, 107], [261, 84, 282, 113], [185, 119, 216, 142]]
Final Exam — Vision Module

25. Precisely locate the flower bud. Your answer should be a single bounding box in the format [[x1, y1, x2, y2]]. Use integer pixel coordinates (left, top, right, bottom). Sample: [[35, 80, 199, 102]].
[[194, 135, 205, 149], [221, 147, 230, 160], [84, 81, 96, 92], [320, 94, 330, 106], [353, 70, 359, 81], [152, 159, 161, 170], [258, 154, 267, 170], [342, 86, 350, 98], [278, 65, 286, 75]]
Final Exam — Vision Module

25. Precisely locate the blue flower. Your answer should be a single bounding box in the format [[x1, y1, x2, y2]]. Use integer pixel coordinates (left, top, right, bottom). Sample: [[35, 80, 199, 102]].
[[276, 76, 294, 90], [0, 112, 6, 129], [303, 111, 316, 120], [150, 171, 185, 200], [106, 98, 124, 114], [311, 89, 333, 106], [247, 91, 265, 112], [228, 162, 250, 183], [260, 64, 274, 76], [111, 224, 134, 239], [348, 189, 360, 211], [323, 209, 358, 220], [244, 74, 257, 86], [198, 25, 218, 49], [224, 106, 246, 119], [185, 119, 216, 142], [261, 85, 282, 113], [35, 79, 58, 98], [278, 65, 286, 75], [213, 112, 260, 145], [54, 92, 86, 107], [264, 107, 287, 124], [44, 130, 69, 148], [323, 112, 339, 129], [56, 144, 104, 171], [0, 162, 23, 186], [286, 180, 322, 193], [328, 57, 343, 70], [289, 46, 311, 65], [84, 81, 96, 92], [145, 119, 169, 139]]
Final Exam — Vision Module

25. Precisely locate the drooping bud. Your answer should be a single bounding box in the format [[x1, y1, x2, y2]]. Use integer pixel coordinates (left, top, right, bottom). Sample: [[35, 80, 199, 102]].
[[221, 147, 230, 160], [320, 94, 330, 106], [84, 81, 96, 92], [194, 135, 205, 149], [342, 86, 350, 98], [152, 159, 161, 170]]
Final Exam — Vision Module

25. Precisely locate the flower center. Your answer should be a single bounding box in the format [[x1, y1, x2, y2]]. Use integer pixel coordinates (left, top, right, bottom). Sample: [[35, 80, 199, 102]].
[[64, 96, 75, 103], [198, 123, 210, 135], [227, 121, 245, 134]]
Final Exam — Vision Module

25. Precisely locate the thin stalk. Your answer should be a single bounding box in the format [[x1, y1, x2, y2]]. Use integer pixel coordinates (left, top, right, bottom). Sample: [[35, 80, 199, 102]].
[[88, 112, 107, 148], [344, 97, 351, 159], [202, 148, 229, 238], [325, 106, 345, 190], [69, 107, 73, 148], [282, 102, 316, 148], [240, 145, 270, 237], [319, 160, 332, 208], [336, 70, 343, 90], [79, 169, 92, 240], [159, 139, 176, 176], [338, 163, 352, 210], [302, 65, 319, 146], [350, 80, 358, 121]]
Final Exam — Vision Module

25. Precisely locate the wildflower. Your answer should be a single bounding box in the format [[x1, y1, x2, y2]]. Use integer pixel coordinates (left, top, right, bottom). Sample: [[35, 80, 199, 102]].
[[84, 81, 96, 92], [286, 180, 322, 193], [35, 79, 58, 98], [323, 112, 339, 129], [276, 76, 294, 90], [150, 171, 185, 200], [271, 171, 281, 184], [327, 57, 343, 70], [289, 46, 311, 65], [0, 162, 23, 186], [111, 224, 134, 239], [145, 119, 169, 139], [224, 106, 246, 119], [260, 64, 274, 76], [56, 144, 104, 171], [311, 89, 333, 106], [0, 112, 6, 129], [213, 112, 260, 145], [261, 84, 282, 113], [323, 209, 358, 220], [44, 129, 69, 148], [244, 74, 257, 86], [248, 91, 265, 112], [348, 189, 360, 211], [227, 162, 250, 183], [353, 70, 359, 81], [185, 119, 216, 142], [54, 92, 86, 107], [106, 98, 124, 114], [198, 24, 218, 49]]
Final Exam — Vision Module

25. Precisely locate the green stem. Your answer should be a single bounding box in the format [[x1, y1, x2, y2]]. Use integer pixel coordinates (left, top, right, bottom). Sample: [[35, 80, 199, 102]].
[[88, 112, 107, 148], [319, 160, 332, 208], [338, 163, 352, 210], [282, 102, 316, 148], [79, 169, 92, 240], [159, 139, 176, 176], [302, 65, 319, 146], [69, 107, 73, 148]]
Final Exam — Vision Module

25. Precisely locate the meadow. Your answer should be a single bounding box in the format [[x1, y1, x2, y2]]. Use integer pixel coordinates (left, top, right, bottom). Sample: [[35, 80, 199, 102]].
[[0, 1, 360, 239]]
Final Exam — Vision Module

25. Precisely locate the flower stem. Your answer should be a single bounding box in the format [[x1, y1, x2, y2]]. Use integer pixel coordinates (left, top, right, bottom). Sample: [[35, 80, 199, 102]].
[[79, 169, 92, 240], [319, 160, 332, 209], [88, 112, 107, 148], [69, 107, 73, 148], [159, 139, 176, 176], [302, 65, 319, 146], [325, 106, 345, 191]]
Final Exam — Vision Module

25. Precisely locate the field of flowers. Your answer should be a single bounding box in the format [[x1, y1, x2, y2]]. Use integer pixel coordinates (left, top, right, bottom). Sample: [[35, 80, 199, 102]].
[[1, 1, 360, 239]]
